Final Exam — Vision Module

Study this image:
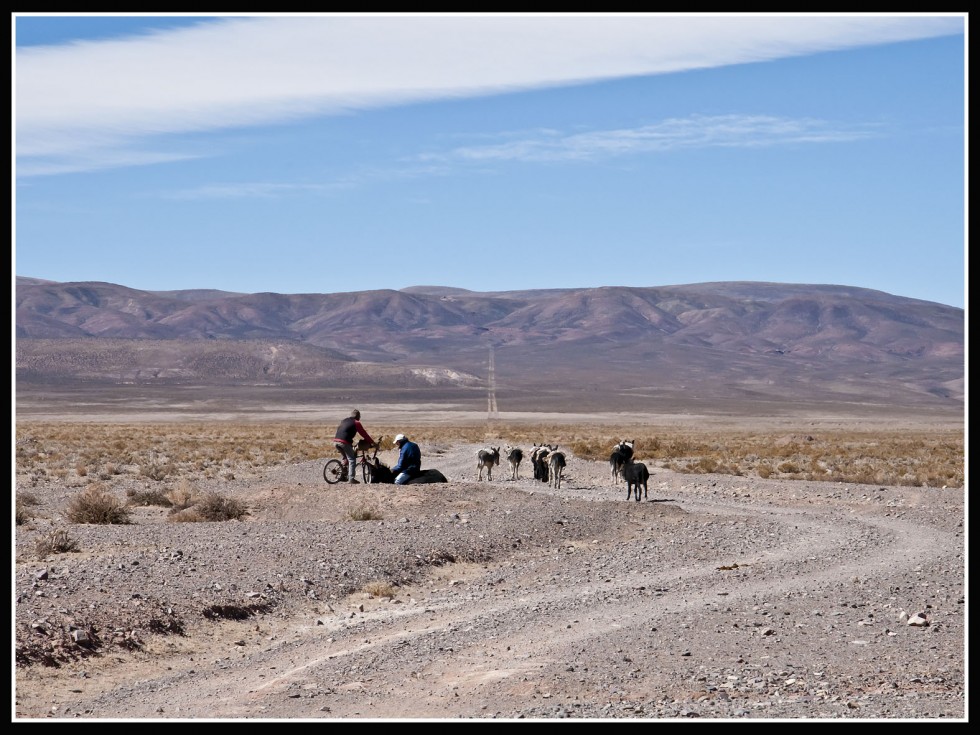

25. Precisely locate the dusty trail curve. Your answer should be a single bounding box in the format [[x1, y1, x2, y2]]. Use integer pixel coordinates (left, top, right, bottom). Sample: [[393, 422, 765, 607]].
[[16, 444, 966, 719], [15, 445, 965, 720]]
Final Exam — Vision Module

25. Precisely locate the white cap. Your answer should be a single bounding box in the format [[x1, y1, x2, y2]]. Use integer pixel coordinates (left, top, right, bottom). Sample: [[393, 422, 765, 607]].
[[394, 434, 406, 443]]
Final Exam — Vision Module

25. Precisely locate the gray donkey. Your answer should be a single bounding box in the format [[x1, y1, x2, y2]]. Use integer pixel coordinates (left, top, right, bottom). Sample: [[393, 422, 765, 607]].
[[477, 447, 500, 480], [506, 447, 523, 480], [549, 450, 566, 489]]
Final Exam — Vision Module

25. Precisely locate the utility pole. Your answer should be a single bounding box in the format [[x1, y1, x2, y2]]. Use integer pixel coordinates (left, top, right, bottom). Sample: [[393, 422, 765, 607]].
[[487, 343, 498, 418]]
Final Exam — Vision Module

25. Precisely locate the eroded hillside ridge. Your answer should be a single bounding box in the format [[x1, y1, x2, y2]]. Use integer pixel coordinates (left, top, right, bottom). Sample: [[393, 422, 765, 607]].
[[14, 278, 964, 412]]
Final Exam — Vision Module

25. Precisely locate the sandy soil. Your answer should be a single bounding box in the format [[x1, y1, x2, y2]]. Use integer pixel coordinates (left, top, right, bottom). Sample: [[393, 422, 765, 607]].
[[13, 432, 966, 722]]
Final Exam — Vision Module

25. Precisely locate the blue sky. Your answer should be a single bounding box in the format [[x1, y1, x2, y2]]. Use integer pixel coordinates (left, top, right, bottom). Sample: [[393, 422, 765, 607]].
[[13, 13, 967, 308]]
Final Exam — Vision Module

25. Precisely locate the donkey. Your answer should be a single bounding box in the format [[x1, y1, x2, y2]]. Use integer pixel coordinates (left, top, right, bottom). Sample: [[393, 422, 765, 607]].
[[623, 458, 650, 502], [365, 457, 448, 485], [506, 447, 523, 480], [609, 439, 635, 484], [477, 447, 500, 481], [548, 450, 566, 489], [614, 439, 635, 461], [531, 444, 554, 483]]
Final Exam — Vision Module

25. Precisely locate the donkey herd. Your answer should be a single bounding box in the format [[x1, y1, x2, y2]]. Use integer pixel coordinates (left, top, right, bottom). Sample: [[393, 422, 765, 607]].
[[363, 438, 650, 501], [475, 439, 649, 501]]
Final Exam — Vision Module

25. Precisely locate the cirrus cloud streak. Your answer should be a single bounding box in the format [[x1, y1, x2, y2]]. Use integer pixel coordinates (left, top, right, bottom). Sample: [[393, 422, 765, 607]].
[[15, 14, 963, 176]]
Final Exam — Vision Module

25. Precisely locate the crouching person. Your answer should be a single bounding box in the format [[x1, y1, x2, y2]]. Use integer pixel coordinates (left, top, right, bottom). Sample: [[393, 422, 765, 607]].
[[391, 434, 421, 485]]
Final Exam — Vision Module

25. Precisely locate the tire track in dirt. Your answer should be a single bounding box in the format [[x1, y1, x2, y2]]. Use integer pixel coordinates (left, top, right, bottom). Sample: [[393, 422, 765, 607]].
[[126, 495, 957, 719]]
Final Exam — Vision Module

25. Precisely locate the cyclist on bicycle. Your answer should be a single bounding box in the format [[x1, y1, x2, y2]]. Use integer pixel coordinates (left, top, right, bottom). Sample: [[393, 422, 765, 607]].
[[333, 409, 375, 484]]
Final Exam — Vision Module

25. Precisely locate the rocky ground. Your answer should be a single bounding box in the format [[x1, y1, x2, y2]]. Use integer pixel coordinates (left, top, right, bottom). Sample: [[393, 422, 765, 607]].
[[13, 440, 967, 721]]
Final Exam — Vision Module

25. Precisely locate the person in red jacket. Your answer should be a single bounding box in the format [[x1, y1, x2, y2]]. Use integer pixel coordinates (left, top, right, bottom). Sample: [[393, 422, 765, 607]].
[[332, 409, 375, 483]]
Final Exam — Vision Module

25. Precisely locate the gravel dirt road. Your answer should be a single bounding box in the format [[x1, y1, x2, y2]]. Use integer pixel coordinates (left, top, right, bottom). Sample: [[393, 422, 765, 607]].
[[14, 440, 966, 721]]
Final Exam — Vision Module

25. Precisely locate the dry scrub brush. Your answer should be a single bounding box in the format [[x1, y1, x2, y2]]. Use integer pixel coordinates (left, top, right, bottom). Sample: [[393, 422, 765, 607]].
[[64, 484, 130, 525], [362, 580, 397, 598], [16, 421, 964, 490], [35, 528, 80, 558], [166, 489, 248, 523], [346, 502, 384, 521], [15, 492, 41, 526]]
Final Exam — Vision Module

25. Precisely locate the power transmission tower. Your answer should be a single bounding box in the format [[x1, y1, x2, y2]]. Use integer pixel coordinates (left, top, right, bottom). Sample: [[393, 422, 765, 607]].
[[487, 343, 498, 418]]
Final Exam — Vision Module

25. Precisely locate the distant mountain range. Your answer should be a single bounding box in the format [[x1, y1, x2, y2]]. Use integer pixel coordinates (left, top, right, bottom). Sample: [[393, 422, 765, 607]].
[[14, 277, 965, 416]]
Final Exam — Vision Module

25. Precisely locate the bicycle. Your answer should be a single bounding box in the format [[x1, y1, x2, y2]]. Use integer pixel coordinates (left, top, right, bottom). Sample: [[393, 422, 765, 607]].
[[323, 436, 384, 484]]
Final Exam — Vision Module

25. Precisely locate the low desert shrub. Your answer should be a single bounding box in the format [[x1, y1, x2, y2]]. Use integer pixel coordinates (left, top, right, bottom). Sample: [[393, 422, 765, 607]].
[[15, 491, 41, 525], [347, 504, 383, 521], [16, 421, 965, 490], [16, 500, 29, 526], [195, 492, 248, 521], [566, 438, 604, 460], [65, 485, 130, 525], [127, 489, 173, 507], [167, 491, 246, 522], [140, 462, 175, 481], [362, 580, 396, 598], [35, 528, 80, 558], [165, 482, 196, 510], [694, 457, 719, 474], [167, 508, 203, 523], [17, 491, 40, 506]]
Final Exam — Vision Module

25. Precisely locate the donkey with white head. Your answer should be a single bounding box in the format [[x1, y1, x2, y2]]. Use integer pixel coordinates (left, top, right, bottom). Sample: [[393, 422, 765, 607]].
[[477, 447, 500, 481], [531, 444, 555, 483], [609, 439, 635, 484]]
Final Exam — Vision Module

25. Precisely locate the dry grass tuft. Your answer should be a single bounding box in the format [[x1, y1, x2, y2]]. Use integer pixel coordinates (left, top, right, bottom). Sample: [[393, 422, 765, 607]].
[[16, 492, 41, 526], [347, 503, 384, 521], [64, 484, 130, 525], [165, 491, 246, 522], [165, 481, 196, 511], [140, 463, 174, 482], [16, 500, 30, 526], [14, 420, 964, 492], [167, 508, 203, 523], [35, 528, 80, 558], [16, 491, 41, 506], [362, 580, 396, 598], [127, 489, 173, 507], [194, 492, 248, 521]]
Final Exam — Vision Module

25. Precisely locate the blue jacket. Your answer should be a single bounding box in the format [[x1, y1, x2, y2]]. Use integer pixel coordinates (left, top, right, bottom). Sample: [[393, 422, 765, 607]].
[[391, 441, 421, 476]]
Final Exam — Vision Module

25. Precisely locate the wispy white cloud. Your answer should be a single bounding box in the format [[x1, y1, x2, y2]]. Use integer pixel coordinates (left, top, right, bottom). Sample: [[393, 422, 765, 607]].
[[165, 161, 456, 200], [162, 160, 458, 200], [15, 14, 963, 176], [16, 148, 204, 178], [432, 114, 882, 163], [160, 114, 880, 200], [164, 181, 337, 200]]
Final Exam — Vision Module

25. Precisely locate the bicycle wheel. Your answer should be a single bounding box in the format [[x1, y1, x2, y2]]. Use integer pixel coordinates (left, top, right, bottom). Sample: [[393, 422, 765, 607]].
[[323, 458, 346, 484], [361, 459, 372, 484]]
